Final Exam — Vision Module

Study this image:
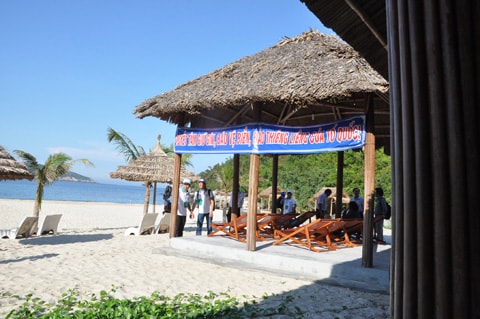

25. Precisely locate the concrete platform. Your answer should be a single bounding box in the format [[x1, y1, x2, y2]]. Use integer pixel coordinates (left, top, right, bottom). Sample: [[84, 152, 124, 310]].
[[153, 231, 391, 294]]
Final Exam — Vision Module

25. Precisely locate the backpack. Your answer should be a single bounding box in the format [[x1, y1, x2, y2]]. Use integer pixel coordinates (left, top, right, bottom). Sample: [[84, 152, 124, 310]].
[[385, 201, 391, 220]]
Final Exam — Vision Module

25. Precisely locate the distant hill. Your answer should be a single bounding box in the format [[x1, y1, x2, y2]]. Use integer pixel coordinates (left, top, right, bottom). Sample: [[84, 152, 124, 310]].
[[59, 171, 95, 183]]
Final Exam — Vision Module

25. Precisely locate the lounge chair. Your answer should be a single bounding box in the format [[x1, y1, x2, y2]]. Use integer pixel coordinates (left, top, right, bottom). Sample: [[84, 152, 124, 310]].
[[283, 210, 316, 229], [312, 219, 357, 251], [209, 213, 266, 242], [155, 212, 170, 234], [37, 214, 62, 235], [273, 218, 347, 252], [124, 213, 159, 236], [0, 216, 39, 239]]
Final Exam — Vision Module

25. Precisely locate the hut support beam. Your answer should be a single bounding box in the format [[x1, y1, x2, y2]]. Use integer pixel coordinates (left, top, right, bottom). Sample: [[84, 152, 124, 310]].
[[362, 94, 375, 267], [232, 154, 240, 219], [335, 151, 344, 218], [271, 155, 279, 214], [170, 153, 182, 237], [247, 154, 260, 251]]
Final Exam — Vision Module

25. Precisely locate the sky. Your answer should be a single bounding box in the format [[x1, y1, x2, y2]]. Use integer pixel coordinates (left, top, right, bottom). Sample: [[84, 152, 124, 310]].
[[0, 1, 332, 185]]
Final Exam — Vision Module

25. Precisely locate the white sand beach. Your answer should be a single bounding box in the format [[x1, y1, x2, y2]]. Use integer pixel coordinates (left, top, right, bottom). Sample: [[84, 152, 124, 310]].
[[0, 199, 390, 318]]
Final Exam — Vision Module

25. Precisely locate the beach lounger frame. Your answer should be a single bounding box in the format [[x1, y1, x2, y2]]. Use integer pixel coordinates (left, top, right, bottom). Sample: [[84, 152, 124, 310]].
[[0, 216, 39, 239], [37, 214, 62, 235], [124, 213, 159, 236]]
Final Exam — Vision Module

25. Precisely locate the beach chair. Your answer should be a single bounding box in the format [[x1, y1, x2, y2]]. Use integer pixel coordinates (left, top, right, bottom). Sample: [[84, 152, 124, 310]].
[[311, 219, 357, 251], [209, 213, 266, 242], [37, 214, 62, 235], [273, 218, 334, 252], [155, 212, 170, 234], [283, 210, 316, 229], [124, 213, 159, 236], [340, 218, 364, 243], [0, 216, 39, 239]]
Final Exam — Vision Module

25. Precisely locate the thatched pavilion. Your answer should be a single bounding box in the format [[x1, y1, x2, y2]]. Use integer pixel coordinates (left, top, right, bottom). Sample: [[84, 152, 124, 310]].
[[300, 1, 480, 317], [134, 30, 389, 255], [0, 145, 34, 181], [110, 135, 197, 214]]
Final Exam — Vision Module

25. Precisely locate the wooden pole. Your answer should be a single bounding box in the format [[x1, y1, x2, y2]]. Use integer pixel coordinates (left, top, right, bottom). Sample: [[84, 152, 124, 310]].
[[336, 151, 344, 218], [247, 153, 260, 251], [362, 94, 375, 267], [170, 153, 182, 237], [271, 155, 279, 214], [232, 154, 240, 219]]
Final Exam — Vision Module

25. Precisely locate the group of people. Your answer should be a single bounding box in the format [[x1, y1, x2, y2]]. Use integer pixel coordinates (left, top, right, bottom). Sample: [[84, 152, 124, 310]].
[[169, 179, 389, 244], [171, 178, 215, 237], [279, 186, 389, 244]]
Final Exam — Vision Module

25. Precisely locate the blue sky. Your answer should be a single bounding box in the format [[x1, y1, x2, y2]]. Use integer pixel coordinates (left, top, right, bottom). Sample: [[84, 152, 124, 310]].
[[0, 1, 332, 184]]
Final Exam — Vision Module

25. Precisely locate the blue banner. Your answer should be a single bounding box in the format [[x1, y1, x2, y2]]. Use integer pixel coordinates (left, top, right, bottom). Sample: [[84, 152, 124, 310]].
[[175, 115, 365, 154]]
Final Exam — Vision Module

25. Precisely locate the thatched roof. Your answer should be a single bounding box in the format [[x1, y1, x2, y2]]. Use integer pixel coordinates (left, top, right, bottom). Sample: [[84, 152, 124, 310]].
[[300, 0, 388, 79], [133, 29, 390, 150], [110, 135, 197, 184], [259, 186, 284, 199], [0, 146, 34, 181]]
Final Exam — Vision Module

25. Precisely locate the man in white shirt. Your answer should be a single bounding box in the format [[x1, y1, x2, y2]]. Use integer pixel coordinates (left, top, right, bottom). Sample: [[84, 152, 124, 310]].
[[175, 179, 192, 237], [316, 189, 332, 219], [228, 188, 245, 222], [350, 187, 365, 217], [283, 190, 297, 214], [191, 178, 215, 235]]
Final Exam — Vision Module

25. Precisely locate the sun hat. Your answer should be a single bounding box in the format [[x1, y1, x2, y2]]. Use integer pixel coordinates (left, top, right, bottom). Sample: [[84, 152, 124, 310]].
[[182, 178, 191, 185]]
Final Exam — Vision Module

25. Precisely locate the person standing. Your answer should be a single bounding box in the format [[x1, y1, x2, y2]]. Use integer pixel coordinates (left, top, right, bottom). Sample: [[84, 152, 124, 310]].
[[316, 189, 332, 219], [350, 187, 365, 218], [283, 190, 297, 214], [192, 178, 215, 235], [374, 187, 387, 244], [227, 186, 245, 222], [175, 178, 192, 237]]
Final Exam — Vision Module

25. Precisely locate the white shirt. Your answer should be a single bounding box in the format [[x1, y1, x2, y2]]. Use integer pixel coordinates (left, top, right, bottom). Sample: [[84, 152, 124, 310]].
[[177, 186, 190, 216], [196, 189, 214, 214], [316, 192, 328, 211], [283, 197, 296, 214]]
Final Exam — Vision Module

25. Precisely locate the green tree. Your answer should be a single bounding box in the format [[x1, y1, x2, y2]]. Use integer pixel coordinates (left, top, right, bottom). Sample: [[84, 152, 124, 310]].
[[107, 127, 146, 161], [14, 151, 93, 217]]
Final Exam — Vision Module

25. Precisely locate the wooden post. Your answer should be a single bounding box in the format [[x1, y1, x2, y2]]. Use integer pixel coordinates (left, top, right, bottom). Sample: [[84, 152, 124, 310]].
[[362, 94, 375, 267], [336, 151, 344, 218], [271, 155, 279, 214], [232, 154, 240, 219], [170, 153, 182, 237], [247, 153, 260, 251]]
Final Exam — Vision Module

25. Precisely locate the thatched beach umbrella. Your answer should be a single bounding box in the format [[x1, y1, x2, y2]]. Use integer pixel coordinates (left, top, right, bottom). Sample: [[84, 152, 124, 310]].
[[110, 135, 197, 214], [0, 145, 34, 181]]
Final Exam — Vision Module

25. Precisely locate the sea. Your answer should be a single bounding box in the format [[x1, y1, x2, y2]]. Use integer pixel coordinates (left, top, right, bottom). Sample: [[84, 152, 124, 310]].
[[0, 180, 167, 204]]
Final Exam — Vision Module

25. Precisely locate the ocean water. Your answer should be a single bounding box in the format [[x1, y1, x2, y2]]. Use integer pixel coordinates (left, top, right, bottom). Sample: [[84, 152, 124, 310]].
[[0, 180, 166, 204]]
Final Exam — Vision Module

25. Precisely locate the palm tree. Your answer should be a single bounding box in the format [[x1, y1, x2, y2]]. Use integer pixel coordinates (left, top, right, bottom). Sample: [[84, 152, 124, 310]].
[[107, 127, 146, 162], [107, 128, 194, 214], [13, 151, 93, 217]]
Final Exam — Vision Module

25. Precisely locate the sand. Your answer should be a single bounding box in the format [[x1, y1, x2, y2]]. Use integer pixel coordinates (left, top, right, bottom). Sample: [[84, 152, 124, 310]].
[[0, 199, 390, 318]]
